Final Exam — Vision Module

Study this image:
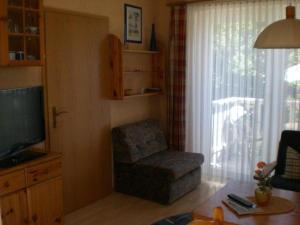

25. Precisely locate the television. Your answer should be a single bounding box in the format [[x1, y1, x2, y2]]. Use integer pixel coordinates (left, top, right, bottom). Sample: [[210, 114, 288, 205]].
[[0, 86, 45, 161]]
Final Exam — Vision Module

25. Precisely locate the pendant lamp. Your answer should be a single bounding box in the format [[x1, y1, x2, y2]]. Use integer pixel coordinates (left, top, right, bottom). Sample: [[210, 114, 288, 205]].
[[254, 6, 300, 49]]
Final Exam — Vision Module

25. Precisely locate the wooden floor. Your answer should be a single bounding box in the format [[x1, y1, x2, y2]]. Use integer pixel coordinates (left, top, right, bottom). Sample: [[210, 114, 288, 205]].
[[65, 180, 223, 225]]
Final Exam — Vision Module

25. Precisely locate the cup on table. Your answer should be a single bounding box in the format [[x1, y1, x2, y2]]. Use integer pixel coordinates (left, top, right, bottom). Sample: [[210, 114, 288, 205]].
[[16, 51, 24, 60], [9, 51, 16, 60]]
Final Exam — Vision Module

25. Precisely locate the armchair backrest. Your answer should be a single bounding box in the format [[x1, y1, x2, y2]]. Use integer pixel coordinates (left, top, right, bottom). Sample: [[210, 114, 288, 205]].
[[112, 119, 167, 163], [275, 130, 300, 175]]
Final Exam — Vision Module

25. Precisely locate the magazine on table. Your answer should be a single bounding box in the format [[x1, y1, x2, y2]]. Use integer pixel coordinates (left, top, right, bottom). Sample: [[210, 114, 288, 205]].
[[222, 198, 263, 216]]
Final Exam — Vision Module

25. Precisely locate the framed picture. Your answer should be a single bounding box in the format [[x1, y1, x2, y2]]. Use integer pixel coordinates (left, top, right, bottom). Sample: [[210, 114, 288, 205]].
[[124, 4, 142, 43]]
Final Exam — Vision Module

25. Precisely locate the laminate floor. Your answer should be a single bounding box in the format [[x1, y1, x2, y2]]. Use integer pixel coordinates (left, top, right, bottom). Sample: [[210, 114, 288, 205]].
[[65, 180, 223, 225]]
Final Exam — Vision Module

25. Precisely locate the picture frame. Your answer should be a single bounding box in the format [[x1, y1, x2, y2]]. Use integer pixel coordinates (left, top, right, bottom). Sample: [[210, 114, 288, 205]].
[[124, 4, 142, 43]]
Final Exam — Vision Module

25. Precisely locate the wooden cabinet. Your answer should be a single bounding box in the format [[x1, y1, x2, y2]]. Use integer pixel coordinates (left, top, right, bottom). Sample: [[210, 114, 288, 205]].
[[27, 178, 63, 225], [108, 34, 165, 100], [0, 152, 63, 225], [0, 190, 28, 225], [0, 0, 45, 66]]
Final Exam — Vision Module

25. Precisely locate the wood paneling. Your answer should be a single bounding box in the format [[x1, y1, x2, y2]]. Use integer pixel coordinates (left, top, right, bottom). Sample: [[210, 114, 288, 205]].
[[27, 178, 63, 225], [43, 0, 168, 129], [0, 190, 28, 225], [0, 68, 42, 89], [45, 9, 112, 213]]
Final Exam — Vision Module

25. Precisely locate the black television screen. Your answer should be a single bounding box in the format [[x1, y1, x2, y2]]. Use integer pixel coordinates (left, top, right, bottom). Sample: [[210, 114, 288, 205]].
[[0, 86, 45, 160]]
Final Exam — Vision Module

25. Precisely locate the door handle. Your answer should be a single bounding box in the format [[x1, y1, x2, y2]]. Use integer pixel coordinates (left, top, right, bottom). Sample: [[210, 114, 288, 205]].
[[52, 107, 69, 128]]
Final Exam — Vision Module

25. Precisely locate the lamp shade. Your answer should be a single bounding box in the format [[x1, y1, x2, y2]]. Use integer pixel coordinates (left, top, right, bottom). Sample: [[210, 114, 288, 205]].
[[254, 6, 300, 49]]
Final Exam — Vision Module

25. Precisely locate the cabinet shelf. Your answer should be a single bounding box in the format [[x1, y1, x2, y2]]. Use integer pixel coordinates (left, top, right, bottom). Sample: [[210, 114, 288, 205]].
[[8, 6, 39, 12], [8, 60, 43, 66], [123, 70, 161, 74], [9, 32, 40, 37], [123, 49, 160, 54], [1, 0, 44, 66], [124, 91, 162, 99]]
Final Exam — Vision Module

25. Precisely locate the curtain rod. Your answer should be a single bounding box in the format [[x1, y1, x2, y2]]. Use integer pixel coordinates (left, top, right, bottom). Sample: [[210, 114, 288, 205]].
[[166, 0, 277, 7], [167, 0, 207, 6]]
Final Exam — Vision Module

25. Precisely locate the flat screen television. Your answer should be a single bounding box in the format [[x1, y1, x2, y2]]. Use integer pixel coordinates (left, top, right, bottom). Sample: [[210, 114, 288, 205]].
[[0, 86, 45, 161]]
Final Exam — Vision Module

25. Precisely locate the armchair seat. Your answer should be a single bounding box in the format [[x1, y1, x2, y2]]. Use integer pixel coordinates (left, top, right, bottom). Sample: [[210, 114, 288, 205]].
[[136, 150, 204, 181]]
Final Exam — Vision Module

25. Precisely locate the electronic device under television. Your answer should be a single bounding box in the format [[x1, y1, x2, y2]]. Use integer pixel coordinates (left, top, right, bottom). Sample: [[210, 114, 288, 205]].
[[0, 86, 46, 168]]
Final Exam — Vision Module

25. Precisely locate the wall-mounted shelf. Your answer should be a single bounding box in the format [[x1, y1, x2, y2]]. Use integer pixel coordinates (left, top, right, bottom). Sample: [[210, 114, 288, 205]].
[[108, 34, 165, 100], [123, 49, 160, 54], [124, 91, 162, 99]]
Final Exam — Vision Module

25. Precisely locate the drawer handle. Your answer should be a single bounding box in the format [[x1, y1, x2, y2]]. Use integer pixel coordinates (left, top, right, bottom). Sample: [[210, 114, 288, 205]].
[[31, 168, 49, 176], [3, 181, 10, 188]]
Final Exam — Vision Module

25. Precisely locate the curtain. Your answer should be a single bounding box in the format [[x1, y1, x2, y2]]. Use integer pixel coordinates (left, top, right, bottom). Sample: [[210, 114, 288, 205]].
[[186, 0, 300, 182], [168, 6, 187, 151]]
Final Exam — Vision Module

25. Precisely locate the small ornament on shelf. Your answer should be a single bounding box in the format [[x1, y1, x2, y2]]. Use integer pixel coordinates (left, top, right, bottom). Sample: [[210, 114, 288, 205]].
[[150, 23, 157, 51]]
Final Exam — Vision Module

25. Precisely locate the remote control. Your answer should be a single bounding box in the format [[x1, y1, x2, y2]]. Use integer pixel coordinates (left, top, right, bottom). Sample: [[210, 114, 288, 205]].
[[227, 194, 256, 208]]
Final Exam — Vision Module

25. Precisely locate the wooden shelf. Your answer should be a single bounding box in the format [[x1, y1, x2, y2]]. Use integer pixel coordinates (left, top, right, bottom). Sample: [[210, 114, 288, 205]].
[[124, 91, 162, 99], [123, 49, 160, 54], [109, 34, 164, 100], [124, 70, 161, 74], [8, 60, 43, 66], [9, 32, 40, 37], [8, 5, 39, 12]]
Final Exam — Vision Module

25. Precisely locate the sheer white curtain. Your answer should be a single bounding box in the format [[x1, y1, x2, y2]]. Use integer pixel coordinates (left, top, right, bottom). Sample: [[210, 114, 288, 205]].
[[186, 0, 300, 182]]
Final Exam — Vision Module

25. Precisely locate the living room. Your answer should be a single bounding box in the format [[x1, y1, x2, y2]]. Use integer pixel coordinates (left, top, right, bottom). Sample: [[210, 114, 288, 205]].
[[0, 0, 299, 225]]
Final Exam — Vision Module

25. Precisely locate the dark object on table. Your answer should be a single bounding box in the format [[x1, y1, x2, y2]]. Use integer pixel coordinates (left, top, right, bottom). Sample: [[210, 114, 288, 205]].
[[112, 119, 204, 204], [152, 213, 192, 225], [270, 130, 300, 192], [227, 193, 256, 208], [0, 150, 47, 168]]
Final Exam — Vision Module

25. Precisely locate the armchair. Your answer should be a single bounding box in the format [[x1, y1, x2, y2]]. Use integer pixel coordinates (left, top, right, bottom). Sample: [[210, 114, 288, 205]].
[[112, 119, 204, 204], [270, 130, 300, 192]]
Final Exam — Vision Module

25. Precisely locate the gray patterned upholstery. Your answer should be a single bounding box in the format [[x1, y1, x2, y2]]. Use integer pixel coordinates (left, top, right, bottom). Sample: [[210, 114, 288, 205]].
[[112, 119, 167, 163], [112, 119, 204, 204], [136, 151, 204, 180]]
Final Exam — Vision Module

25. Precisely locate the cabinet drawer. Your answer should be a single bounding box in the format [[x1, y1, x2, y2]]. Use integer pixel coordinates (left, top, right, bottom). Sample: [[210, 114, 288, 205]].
[[0, 170, 26, 196], [27, 160, 62, 186]]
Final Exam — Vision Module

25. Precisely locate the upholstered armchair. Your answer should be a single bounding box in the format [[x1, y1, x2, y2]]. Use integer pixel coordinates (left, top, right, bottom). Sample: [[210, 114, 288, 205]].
[[112, 119, 204, 204], [271, 130, 300, 192]]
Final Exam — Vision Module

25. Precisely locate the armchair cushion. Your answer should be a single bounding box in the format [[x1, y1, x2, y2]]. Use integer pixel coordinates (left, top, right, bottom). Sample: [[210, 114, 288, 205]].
[[282, 146, 300, 180], [136, 150, 204, 181], [112, 119, 167, 163], [275, 130, 300, 176]]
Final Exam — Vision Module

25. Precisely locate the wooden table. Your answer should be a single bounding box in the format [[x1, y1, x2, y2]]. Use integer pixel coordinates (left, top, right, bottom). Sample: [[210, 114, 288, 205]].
[[193, 181, 300, 225]]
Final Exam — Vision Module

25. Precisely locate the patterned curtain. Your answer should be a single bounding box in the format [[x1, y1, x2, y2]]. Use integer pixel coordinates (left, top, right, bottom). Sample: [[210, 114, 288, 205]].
[[168, 6, 187, 152]]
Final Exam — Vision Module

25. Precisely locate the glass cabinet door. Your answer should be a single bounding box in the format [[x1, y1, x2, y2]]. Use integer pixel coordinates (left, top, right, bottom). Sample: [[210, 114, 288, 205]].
[[4, 0, 42, 65]]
